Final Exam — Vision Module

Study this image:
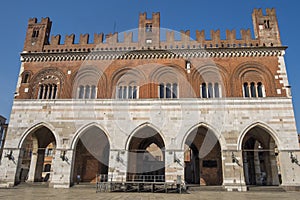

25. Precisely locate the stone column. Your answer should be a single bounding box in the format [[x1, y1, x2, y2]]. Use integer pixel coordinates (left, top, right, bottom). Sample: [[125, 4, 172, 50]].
[[165, 150, 184, 183], [0, 149, 21, 188], [268, 151, 279, 185], [27, 149, 38, 182], [108, 149, 127, 182], [222, 150, 247, 191], [50, 149, 73, 188], [242, 151, 249, 185], [253, 150, 262, 185], [34, 149, 45, 182], [278, 151, 300, 191]]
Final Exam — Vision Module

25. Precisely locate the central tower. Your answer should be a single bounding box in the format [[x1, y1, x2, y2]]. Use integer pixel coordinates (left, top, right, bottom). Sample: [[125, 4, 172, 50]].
[[138, 12, 160, 47]]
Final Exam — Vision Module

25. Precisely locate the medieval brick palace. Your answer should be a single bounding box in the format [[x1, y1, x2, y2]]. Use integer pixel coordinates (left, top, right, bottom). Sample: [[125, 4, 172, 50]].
[[0, 8, 299, 191]]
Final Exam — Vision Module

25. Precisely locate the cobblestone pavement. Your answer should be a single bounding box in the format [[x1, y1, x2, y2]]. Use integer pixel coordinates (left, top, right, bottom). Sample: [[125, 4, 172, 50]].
[[0, 187, 299, 200]]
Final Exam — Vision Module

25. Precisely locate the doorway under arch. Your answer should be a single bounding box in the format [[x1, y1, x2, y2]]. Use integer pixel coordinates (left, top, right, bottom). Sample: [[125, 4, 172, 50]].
[[72, 126, 110, 184], [184, 126, 223, 185], [242, 126, 280, 186], [18, 126, 56, 183], [127, 126, 165, 181]]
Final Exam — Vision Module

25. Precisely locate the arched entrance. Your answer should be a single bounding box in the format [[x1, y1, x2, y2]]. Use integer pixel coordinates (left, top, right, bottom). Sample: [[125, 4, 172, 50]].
[[72, 126, 110, 184], [184, 126, 222, 185], [18, 126, 56, 183], [127, 126, 165, 181], [242, 126, 280, 186]]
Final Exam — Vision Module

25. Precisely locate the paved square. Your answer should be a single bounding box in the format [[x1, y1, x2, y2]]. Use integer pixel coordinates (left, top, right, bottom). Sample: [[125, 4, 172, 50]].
[[0, 188, 299, 200]]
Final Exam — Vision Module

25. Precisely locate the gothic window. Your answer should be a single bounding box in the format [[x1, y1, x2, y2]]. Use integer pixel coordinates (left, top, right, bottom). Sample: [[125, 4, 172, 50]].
[[77, 85, 97, 99], [200, 82, 222, 98], [214, 83, 220, 98], [208, 83, 213, 98], [85, 85, 90, 99], [133, 86, 137, 99], [257, 82, 263, 97], [116, 85, 138, 99], [243, 82, 250, 97], [166, 83, 171, 98], [172, 83, 178, 98], [78, 85, 84, 99], [91, 85, 96, 99], [38, 84, 57, 99], [22, 72, 31, 83], [250, 82, 256, 97], [201, 83, 207, 98], [243, 82, 265, 98], [32, 69, 64, 100], [159, 83, 164, 98], [158, 83, 179, 99]]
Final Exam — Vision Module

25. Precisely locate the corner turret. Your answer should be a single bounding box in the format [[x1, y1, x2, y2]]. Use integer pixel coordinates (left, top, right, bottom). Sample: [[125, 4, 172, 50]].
[[23, 17, 52, 52], [252, 8, 281, 46]]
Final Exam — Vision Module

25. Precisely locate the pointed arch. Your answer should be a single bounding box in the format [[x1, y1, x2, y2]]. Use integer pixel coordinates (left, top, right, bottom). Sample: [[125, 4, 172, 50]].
[[125, 122, 166, 151], [18, 122, 60, 149], [182, 122, 224, 185], [70, 122, 111, 150], [181, 122, 226, 151], [237, 121, 280, 151], [17, 122, 58, 183], [71, 122, 111, 184]]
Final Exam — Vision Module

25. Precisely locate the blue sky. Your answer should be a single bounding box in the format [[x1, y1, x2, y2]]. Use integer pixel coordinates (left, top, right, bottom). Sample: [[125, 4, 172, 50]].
[[0, 0, 299, 132]]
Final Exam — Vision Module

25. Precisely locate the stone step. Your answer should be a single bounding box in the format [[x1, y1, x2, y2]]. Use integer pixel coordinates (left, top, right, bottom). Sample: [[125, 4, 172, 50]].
[[15, 182, 49, 188], [187, 185, 225, 192], [72, 183, 96, 189], [247, 186, 286, 192]]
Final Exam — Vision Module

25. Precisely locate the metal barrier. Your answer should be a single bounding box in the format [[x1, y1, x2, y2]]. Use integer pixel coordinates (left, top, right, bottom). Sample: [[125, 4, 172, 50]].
[[96, 174, 185, 193]]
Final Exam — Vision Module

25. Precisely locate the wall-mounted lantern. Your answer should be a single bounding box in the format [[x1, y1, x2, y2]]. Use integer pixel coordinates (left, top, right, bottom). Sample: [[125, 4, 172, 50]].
[[60, 150, 68, 162], [289, 152, 300, 166], [5, 150, 14, 161], [232, 152, 241, 167], [173, 151, 183, 166]]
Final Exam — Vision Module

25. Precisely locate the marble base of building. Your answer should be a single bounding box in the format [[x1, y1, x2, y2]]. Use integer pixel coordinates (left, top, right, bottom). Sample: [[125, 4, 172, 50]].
[[0, 99, 299, 191]]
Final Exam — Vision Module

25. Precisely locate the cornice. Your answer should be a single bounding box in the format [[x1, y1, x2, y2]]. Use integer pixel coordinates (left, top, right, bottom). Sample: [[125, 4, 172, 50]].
[[20, 46, 287, 62]]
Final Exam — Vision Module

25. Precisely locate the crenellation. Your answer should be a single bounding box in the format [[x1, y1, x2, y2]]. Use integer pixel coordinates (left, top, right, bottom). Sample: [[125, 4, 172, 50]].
[[22, 9, 282, 52], [240, 29, 252, 43], [124, 32, 133, 43], [226, 30, 236, 43], [139, 12, 147, 20], [51, 35, 61, 45], [266, 8, 276, 16], [64, 34, 75, 45], [180, 30, 190, 42], [253, 8, 263, 16], [210, 30, 221, 44], [94, 33, 104, 44], [105, 32, 118, 44], [28, 18, 38, 24], [79, 34, 89, 45], [196, 30, 205, 43], [166, 31, 174, 42], [41, 17, 51, 24]]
